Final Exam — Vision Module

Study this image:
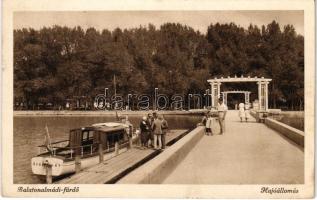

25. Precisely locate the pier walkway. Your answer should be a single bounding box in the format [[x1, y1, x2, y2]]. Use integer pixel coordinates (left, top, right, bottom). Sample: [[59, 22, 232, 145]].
[[162, 110, 304, 184]]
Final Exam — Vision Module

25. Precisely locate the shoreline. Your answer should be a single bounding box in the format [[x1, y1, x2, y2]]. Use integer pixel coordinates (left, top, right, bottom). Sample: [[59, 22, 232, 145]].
[[13, 109, 208, 117], [13, 110, 304, 117]]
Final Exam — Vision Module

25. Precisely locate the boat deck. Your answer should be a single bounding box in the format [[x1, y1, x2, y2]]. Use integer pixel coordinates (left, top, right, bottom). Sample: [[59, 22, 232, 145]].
[[56, 129, 189, 184]]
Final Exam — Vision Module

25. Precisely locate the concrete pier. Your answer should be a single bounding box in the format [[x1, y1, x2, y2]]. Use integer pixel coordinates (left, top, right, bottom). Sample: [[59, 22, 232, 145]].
[[162, 110, 304, 184]]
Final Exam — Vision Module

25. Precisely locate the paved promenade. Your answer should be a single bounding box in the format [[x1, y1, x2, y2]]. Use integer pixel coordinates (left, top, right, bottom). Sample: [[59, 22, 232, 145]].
[[162, 110, 304, 184]]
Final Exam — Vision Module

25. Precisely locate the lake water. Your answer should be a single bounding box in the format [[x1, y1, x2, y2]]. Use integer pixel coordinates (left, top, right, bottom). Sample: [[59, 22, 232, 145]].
[[272, 116, 304, 131], [13, 115, 201, 184]]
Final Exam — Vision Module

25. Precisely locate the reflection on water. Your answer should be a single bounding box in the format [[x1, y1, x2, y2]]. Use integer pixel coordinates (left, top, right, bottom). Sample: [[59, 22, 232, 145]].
[[13, 115, 201, 184]]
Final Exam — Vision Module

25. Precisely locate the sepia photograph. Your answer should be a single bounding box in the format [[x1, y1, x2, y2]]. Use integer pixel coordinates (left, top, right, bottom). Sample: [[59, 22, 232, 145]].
[[2, 0, 315, 198]]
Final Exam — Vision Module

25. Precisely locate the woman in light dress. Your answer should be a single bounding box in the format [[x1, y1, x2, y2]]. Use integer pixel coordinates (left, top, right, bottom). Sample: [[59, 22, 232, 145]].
[[238, 103, 245, 122], [244, 103, 251, 122]]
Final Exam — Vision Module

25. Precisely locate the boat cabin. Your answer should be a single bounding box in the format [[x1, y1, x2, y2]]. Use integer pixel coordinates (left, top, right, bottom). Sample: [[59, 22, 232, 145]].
[[68, 124, 129, 154]]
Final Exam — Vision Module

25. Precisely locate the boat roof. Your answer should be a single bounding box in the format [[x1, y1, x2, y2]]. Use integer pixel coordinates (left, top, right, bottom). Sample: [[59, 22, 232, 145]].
[[70, 122, 129, 133], [94, 125, 127, 133]]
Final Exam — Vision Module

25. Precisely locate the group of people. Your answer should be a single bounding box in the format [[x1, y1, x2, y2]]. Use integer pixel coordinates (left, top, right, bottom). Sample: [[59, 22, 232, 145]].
[[139, 112, 168, 150], [238, 102, 251, 122], [202, 98, 228, 136], [201, 99, 252, 136]]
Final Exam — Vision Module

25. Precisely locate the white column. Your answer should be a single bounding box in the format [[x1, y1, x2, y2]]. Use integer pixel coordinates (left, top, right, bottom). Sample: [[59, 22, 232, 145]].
[[225, 93, 227, 105], [215, 82, 221, 107], [214, 83, 217, 107], [212, 82, 218, 107], [217, 82, 221, 99], [211, 82, 215, 107], [244, 92, 247, 104], [244, 92, 250, 104], [261, 84, 266, 111], [223, 93, 227, 105], [257, 82, 262, 110], [265, 82, 269, 111]]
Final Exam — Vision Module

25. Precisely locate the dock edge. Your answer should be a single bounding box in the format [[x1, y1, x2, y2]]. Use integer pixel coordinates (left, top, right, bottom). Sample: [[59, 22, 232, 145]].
[[264, 118, 304, 148]]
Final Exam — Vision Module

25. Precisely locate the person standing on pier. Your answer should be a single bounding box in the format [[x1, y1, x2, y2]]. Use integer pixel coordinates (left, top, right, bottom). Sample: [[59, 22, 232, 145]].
[[217, 98, 228, 134], [201, 113, 208, 135], [152, 114, 163, 150], [161, 115, 168, 150], [140, 116, 150, 149], [238, 103, 245, 122], [205, 112, 213, 136], [147, 112, 154, 148], [244, 103, 251, 122]]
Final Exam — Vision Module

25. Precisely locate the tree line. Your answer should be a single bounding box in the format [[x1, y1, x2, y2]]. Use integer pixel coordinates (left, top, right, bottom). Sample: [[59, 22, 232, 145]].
[[14, 21, 304, 110]]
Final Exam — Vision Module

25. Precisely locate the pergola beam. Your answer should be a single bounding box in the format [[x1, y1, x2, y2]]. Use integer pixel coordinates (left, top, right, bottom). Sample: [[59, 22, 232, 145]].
[[222, 91, 251, 94], [208, 77, 272, 83]]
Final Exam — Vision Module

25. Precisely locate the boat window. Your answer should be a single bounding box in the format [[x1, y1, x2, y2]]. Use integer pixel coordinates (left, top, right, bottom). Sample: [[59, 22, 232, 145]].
[[82, 131, 94, 141], [88, 131, 94, 140], [82, 131, 89, 141]]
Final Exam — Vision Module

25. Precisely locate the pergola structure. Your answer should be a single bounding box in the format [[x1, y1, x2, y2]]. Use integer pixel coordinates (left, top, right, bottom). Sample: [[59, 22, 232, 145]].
[[207, 76, 272, 111], [221, 90, 251, 106]]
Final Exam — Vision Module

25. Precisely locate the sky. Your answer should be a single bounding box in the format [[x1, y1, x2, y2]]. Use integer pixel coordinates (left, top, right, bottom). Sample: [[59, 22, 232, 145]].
[[14, 11, 304, 35]]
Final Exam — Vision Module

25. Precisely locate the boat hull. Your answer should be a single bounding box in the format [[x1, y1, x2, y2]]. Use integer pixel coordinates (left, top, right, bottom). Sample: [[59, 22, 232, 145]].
[[31, 147, 128, 177]]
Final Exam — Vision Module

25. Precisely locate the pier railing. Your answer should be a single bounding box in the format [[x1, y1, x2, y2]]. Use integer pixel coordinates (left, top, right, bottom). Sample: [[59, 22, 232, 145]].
[[67, 141, 130, 159]]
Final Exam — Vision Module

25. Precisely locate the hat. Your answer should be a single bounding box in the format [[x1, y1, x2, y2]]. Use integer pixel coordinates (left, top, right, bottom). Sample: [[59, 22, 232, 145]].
[[142, 116, 147, 121]]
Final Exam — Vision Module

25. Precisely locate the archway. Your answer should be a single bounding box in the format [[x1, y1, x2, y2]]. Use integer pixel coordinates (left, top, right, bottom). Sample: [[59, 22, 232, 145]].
[[221, 90, 251, 109], [207, 76, 271, 111]]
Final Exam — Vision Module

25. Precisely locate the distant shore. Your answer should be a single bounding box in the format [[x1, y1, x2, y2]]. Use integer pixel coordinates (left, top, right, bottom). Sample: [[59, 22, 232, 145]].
[[13, 109, 304, 117], [13, 109, 208, 117]]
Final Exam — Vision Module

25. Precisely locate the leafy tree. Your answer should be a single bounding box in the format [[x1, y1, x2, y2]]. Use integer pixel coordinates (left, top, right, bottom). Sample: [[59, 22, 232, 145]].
[[13, 21, 304, 110]]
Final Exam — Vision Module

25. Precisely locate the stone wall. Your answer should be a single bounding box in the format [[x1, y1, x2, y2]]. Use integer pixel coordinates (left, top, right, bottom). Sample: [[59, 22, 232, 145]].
[[250, 110, 304, 148], [265, 118, 304, 148]]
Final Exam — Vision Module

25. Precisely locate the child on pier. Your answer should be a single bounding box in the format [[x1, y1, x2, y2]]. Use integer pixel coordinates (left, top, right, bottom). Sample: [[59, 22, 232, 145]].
[[205, 113, 213, 136], [201, 113, 208, 134], [238, 103, 245, 122]]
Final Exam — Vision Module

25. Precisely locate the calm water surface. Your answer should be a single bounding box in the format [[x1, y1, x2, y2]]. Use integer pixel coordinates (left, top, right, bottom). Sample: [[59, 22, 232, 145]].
[[273, 116, 304, 131], [14, 115, 201, 184]]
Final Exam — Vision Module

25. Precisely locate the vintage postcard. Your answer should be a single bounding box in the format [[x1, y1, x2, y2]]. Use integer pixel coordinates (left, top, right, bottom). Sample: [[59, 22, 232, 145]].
[[2, 0, 315, 198]]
